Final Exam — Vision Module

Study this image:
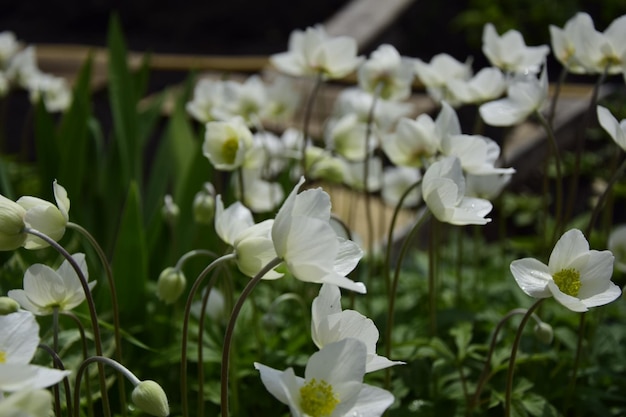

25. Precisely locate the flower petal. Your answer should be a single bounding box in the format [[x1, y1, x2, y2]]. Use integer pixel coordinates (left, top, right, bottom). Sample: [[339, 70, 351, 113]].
[[510, 258, 552, 298]]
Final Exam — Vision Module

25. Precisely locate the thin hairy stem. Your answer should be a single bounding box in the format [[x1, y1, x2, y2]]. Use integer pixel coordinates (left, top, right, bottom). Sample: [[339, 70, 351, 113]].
[[362, 86, 381, 268], [25, 228, 111, 417], [220, 257, 283, 417], [504, 299, 545, 417], [38, 344, 72, 417], [585, 154, 626, 237], [61, 311, 94, 417], [564, 312, 587, 414], [300, 72, 324, 178]]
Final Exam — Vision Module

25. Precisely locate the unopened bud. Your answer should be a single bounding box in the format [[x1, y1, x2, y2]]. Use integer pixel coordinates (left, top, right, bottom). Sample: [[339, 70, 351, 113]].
[[161, 195, 179, 224], [131, 380, 169, 417], [193, 183, 216, 225], [0, 296, 20, 315], [533, 321, 554, 345], [156, 267, 186, 304], [0, 195, 27, 251]]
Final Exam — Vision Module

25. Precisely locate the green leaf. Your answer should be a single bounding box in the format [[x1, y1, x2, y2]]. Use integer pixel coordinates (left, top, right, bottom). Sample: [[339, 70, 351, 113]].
[[111, 181, 148, 322]]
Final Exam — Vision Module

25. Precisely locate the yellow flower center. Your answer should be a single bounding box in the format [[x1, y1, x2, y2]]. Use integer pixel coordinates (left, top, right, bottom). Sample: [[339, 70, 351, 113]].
[[299, 378, 339, 417], [221, 137, 240, 165], [0, 350, 6, 363], [552, 268, 581, 297]]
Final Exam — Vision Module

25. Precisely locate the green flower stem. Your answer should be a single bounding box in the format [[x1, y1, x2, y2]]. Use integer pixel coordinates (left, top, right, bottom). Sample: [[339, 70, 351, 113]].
[[535, 111, 564, 244], [67, 221, 127, 417], [585, 153, 626, 236], [237, 166, 245, 205], [61, 311, 94, 417], [384, 208, 431, 390], [362, 84, 381, 268], [470, 307, 546, 414], [73, 356, 141, 417], [504, 298, 545, 417], [547, 66, 569, 126], [300, 72, 324, 179], [180, 253, 234, 417], [37, 343, 72, 417], [563, 67, 608, 227], [24, 227, 111, 417], [428, 220, 440, 336], [564, 312, 587, 414], [220, 257, 283, 417], [51, 307, 61, 417]]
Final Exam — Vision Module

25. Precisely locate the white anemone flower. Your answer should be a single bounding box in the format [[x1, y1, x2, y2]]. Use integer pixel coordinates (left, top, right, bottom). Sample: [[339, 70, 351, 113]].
[[549, 12, 597, 74], [571, 14, 626, 74], [312, 284, 405, 373], [305, 146, 348, 184], [213, 76, 268, 126], [254, 338, 394, 417], [28, 73, 72, 113], [465, 172, 512, 200], [447, 67, 506, 105], [8, 253, 95, 315], [202, 118, 253, 171], [215, 195, 282, 279], [441, 133, 515, 175], [414, 53, 472, 104], [0, 310, 70, 392], [510, 229, 621, 312], [186, 78, 226, 123], [270, 25, 362, 80], [381, 114, 439, 168], [16, 180, 70, 250], [0, 31, 19, 65], [272, 177, 366, 293], [481, 23, 549, 74], [382, 166, 422, 208], [422, 156, 492, 226], [597, 105, 626, 151], [358, 44, 415, 101], [0, 389, 53, 417], [236, 168, 285, 213], [5, 46, 40, 88], [479, 64, 548, 127], [325, 113, 376, 161], [333, 87, 413, 132], [344, 157, 383, 192], [608, 225, 626, 272]]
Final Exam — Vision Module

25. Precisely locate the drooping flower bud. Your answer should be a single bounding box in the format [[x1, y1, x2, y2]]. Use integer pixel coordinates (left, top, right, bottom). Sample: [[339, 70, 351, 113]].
[[533, 321, 554, 345], [193, 183, 216, 225], [161, 195, 179, 225], [0, 296, 20, 315], [0, 195, 27, 250], [156, 267, 186, 304], [131, 380, 170, 417]]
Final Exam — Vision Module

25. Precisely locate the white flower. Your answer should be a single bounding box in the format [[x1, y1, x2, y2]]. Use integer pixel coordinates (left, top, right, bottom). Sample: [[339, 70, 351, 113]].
[[549, 12, 597, 74], [312, 284, 404, 373], [510, 229, 621, 312], [186, 78, 226, 123], [333, 88, 413, 132], [8, 253, 95, 315], [422, 156, 492, 225], [0, 389, 53, 417], [272, 177, 366, 293], [236, 169, 285, 213], [481, 23, 549, 73], [254, 338, 394, 417], [305, 146, 348, 184], [212, 76, 268, 126], [325, 113, 376, 161], [441, 133, 515, 175], [608, 225, 626, 273], [5, 46, 40, 88], [447, 67, 506, 104], [382, 166, 422, 208], [479, 64, 548, 126], [14, 180, 70, 250], [570, 14, 626, 74], [0, 310, 70, 392], [28, 73, 72, 113], [270, 25, 362, 79], [597, 105, 626, 151], [358, 44, 415, 101], [344, 157, 383, 192], [264, 75, 302, 122], [465, 172, 512, 200], [215, 195, 282, 279], [0, 31, 19, 65], [381, 114, 439, 168], [202, 118, 253, 171], [414, 53, 472, 104], [0, 195, 27, 251]]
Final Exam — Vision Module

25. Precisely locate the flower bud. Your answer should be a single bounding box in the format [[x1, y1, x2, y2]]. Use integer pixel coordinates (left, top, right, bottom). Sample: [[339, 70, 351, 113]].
[[156, 267, 186, 304], [161, 195, 179, 225], [193, 183, 216, 225], [131, 380, 169, 417], [0, 195, 27, 251], [0, 296, 20, 315], [533, 321, 554, 345]]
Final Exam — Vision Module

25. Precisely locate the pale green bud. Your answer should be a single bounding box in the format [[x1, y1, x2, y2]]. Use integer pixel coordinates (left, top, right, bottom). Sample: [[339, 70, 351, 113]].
[[0, 195, 27, 251], [193, 183, 215, 225], [0, 296, 20, 315], [161, 195, 179, 224], [533, 322, 554, 345], [131, 380, 170, 417], [156, 267, 186, 304]]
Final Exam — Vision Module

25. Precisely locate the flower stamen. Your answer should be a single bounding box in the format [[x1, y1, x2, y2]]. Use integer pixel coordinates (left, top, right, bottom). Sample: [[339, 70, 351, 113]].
[[552, 268, 581, 297], [300, 378, 339, 417]]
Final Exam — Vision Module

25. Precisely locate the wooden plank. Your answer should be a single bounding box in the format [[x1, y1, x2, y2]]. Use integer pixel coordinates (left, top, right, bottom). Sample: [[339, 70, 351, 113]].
[[324, 0, 417, 50]]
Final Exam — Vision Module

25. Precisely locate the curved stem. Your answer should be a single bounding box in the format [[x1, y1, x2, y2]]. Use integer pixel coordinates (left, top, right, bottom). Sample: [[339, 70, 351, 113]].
[[24, 228, 111, 417], [547, 66, 569, 126], [470, 308, 546, 413], [384, 209, 431, 390], [585, 154, 626, 236], [220, 257, 283, 417], [504, 299, 545, 417], [564, 312, 587, 414], [362, 87, 380, 264], [67, 221, 127, 416], [38, 344, 72, 417], [300, 73, 324, 178], [60, 311, 94, 417], [180, 253, 235, 417], [73, 356, 141, 417]]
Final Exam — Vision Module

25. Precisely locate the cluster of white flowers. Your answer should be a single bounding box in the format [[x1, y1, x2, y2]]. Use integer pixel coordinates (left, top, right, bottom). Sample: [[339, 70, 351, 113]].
[[0, 31, 72, 112]]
